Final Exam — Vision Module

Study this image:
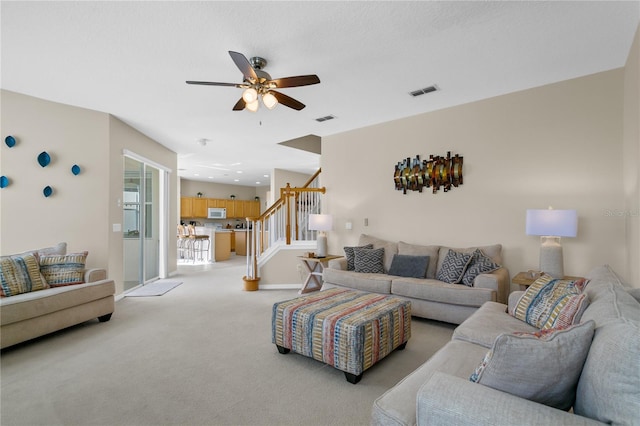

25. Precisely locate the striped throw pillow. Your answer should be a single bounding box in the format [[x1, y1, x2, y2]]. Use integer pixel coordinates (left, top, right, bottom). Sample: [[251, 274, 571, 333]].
[[39, 251, 88, 287], [513, 274, 589, 329], [0, 253, 50, 296]]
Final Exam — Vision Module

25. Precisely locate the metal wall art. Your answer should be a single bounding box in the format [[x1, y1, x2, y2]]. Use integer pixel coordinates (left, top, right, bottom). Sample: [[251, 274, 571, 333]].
[[394, 151, 463, 194]]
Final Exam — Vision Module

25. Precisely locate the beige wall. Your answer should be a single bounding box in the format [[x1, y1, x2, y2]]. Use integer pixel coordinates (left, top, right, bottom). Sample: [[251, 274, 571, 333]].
[[0, 90, 178, 295], [1, 90, 110, 268], [180, 179, 263, 202], [271, 168, 312, 204], [623, 25, 640, 286], [108, 116, 178, 294], [322, 69, 630, 286]]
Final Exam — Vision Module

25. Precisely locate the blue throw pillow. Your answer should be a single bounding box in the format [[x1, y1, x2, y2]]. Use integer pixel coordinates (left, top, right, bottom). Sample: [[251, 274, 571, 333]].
[[388, 254, 430, 278]]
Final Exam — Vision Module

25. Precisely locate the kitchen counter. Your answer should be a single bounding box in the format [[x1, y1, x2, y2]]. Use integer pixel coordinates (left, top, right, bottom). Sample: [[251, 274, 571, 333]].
[[193, 227, 231, 262], [234, 229, 250, 256]]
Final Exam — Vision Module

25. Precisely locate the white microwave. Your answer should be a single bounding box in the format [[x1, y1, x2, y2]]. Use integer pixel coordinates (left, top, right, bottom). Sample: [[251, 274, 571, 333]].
[[207, 207, 226, 219]]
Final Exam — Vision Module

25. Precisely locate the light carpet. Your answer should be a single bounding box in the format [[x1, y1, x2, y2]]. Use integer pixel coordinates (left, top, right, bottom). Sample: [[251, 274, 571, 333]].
[[126, 279, 183, 297], [0, 254, 455, 426]]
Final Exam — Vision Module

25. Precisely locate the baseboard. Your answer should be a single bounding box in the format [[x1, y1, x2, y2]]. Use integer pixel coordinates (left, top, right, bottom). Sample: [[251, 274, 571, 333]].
[[259, 284, 301, 291]]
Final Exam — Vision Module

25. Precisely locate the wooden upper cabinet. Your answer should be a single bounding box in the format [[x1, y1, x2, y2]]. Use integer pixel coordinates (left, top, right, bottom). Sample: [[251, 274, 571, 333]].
[[180, 197, 260, 219], [247, 200, 260, 218], [192, 198, 208, 218], [180, 197, 193, 218], [208, 198, 224, 208]]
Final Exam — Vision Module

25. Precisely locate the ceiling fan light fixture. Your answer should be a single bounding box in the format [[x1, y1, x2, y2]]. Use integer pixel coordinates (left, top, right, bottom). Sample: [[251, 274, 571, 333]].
[[246, 100, 259, 112], [242, 87, 258, 103], [262, 92, 278, 109]]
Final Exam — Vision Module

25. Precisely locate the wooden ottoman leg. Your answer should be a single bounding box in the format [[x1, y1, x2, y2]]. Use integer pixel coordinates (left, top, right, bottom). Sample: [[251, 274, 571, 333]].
[[344, 372, 363, 384], [276, 345, 290, 354]]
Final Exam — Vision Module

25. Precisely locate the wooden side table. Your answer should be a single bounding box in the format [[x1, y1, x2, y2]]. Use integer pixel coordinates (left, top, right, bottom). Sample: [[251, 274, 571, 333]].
[[512, 271, 583, 291], [298, 255, 343, 294]]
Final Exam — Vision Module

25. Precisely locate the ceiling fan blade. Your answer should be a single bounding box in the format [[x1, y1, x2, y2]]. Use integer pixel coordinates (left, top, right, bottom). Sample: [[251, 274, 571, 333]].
[[229, 51, 258, 82], [271, 91, 305, 110], [232, 98, 246, 111], [186, 81, 239, 87], [269, 75, 321, 88]]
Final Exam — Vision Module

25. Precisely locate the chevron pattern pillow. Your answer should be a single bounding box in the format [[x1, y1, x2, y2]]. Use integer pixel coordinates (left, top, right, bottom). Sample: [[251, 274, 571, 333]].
[[353, 247, 385, 274], [436, 249, 473, 284], [343, 244, 373, 271], [460, 249, 501, 286]]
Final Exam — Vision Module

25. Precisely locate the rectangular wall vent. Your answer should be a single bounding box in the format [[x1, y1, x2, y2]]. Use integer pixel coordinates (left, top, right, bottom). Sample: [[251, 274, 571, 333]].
[[315, 115, 336, 122], [409, 85, 438, 97]]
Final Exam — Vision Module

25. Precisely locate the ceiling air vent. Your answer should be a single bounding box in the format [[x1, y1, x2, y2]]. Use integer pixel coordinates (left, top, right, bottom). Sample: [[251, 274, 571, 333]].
[[315, 115, 336, 122], [409, 85, 438, 97]]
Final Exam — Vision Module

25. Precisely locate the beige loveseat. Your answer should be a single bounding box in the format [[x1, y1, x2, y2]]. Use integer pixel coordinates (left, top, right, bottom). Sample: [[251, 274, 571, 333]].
[[322, 234, 509, 324], [372, 264, 640, 426], [0, 243, 115, 349]]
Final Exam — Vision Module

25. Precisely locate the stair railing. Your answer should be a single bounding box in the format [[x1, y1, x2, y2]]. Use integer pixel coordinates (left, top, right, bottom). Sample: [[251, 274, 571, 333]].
[[245, 169, 324, 281]]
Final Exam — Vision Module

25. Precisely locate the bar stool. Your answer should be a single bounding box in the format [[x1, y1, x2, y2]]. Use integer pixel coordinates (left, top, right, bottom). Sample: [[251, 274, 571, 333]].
[[177, 225, 191, 261], [187, 225, 210, 262]]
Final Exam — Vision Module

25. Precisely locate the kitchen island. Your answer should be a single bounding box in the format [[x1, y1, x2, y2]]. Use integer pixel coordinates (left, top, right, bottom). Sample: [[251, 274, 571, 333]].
[[192, 227, 231, 262]]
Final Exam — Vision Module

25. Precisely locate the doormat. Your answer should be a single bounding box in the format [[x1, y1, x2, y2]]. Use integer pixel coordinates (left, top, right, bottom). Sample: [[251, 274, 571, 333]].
[[126, 280, 183, 297]]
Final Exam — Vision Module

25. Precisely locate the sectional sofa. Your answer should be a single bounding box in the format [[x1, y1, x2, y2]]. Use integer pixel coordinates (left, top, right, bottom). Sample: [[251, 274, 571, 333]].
[[322, 234, 509, 324], [371, 264, 640, 426]]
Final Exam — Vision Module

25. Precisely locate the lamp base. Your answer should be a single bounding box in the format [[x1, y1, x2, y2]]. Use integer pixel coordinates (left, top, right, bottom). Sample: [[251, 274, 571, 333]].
[[316, 234, 328, 258], [539, 236, 564, 279]]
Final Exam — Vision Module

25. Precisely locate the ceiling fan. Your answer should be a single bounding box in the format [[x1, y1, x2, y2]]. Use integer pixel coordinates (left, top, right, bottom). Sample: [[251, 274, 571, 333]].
[[186, 51, 320, 112]]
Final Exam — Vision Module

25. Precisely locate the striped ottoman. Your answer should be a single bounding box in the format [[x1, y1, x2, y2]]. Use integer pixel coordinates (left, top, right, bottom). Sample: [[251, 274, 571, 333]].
[[272, 288, 411, 383]]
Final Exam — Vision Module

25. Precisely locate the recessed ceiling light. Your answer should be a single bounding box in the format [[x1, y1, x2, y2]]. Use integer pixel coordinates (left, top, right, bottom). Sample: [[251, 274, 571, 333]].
[[256, 181, 261, 184], [208, 176, 213, 179], [194, 173, 200, 176], [236, 171, 243, 174], [234, 179, 240, 182], [263, 174, 269, 178]]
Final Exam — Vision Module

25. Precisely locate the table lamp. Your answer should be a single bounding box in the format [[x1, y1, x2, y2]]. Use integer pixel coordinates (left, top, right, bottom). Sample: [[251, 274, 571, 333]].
[[526, 208, 578, 278], [309, 214, 333, 258]]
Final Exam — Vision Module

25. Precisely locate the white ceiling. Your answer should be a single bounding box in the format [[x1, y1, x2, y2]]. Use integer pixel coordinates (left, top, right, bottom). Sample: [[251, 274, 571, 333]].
[[2, 1, 638, 187]]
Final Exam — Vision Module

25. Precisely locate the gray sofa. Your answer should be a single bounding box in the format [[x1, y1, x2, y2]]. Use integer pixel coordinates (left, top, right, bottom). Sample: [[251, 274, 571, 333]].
[[371, 264, 640, 426], [1, 243, 115, 349], [322, 234, 509, 324]]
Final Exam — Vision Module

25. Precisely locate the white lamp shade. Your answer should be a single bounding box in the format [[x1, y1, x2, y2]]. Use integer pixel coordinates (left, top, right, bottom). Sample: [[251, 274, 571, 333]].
[[308, 214, 333, 231], [262, 92, 278, 109], [245, 100, 259, 112], [242, 88, 258, 103], [526, 209, 577, 237]]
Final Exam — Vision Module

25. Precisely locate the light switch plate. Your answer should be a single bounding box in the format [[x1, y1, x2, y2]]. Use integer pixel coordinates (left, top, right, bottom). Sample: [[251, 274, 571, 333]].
[[112, 223, 122, 232]]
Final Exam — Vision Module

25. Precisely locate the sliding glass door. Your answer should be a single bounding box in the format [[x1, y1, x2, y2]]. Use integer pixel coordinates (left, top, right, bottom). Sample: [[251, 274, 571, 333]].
[[123, 156, 160, 290]]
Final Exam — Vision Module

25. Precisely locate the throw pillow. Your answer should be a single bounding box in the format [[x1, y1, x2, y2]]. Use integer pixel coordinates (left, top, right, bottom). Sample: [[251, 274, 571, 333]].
[[39, 251, 88, 287], [436, 250, 472, 284], [0, 253, 50, 297], [343, 244, 373, 271], [470, 320, 595, 411], [460, 249, 501, 287], [388, 254, 429, 278], [513, 274, 590, 329], [353, 247, 385, 274]]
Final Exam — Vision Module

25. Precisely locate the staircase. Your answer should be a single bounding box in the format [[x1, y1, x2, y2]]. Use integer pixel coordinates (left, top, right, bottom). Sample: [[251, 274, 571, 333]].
[[245, 169, 325, 283]]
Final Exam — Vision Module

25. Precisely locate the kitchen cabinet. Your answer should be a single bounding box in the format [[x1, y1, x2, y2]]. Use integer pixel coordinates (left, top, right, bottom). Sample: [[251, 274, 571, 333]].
[[214, 232, 231, 261], [180, 197, 193, 218], [192, 198, 208, 218], [230, 230, 235, 252], [235, 230, 248, 256], [208, 198, 225, 208], [180, 197, 261, 219]]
